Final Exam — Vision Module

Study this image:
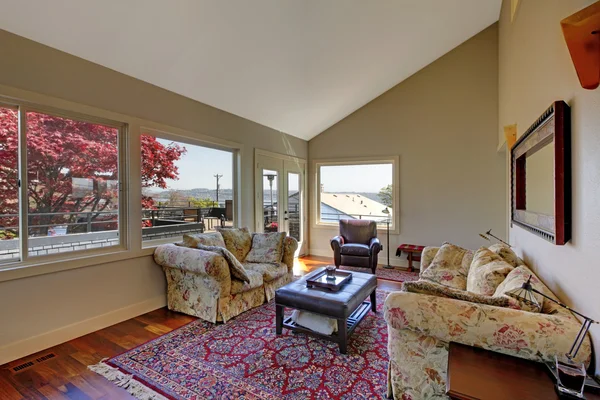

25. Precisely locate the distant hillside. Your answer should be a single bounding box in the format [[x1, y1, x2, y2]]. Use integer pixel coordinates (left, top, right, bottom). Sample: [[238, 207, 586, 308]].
[[147, 188, 383, 206]]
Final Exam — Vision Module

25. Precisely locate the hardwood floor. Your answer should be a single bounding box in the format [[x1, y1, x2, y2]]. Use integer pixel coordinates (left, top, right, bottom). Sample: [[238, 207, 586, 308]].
[[0, 256, 403, 399]]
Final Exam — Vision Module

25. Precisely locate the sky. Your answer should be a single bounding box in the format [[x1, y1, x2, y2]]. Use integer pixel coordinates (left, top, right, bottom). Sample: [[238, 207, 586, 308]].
[[158, 138, 233, 190], [320, 164, 392, 193], [157, 138, 390, 193]]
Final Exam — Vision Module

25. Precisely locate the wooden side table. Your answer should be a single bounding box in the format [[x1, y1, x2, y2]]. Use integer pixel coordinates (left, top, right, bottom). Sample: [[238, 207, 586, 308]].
[[395, 244, 425, 272], [446, 342, 600, 400]]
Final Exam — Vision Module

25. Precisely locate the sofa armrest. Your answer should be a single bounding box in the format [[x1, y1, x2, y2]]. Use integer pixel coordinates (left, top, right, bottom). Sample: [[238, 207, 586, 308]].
[[282, 236, 298, 272], [419, 246, 440, 276], [383, 291, 591, 365], [154, 244, 231, 280], [369, 237, 381, 254]]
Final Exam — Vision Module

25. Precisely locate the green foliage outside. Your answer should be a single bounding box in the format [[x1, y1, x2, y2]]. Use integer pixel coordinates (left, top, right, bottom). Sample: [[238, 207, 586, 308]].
[[378, 184, 393, 208]]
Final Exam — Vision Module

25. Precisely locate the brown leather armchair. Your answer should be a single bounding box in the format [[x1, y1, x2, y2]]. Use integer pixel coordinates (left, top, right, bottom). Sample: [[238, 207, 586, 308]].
[[330, 219, 381, 274]]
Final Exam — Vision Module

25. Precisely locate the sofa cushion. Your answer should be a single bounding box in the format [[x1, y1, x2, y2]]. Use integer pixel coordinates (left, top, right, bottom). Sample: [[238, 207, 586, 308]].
[[340, 243, 370, 257], [488, 243, 523, 267], [402, 280, 513, 308], [245, 232, 286, 263], [230, 269, 263, 294], [467, 248, 514, 296], [420, 243, 473, 290], [196, 244, 250, 283], [244, 262, 288, 282], [182, 232, 225, 248], [494, 265, 545, 312], [216, 227, 252, 262]]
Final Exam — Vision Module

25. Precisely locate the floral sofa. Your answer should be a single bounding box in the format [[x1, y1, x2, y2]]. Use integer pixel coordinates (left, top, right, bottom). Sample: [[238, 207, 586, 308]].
[[154, 227, 298, 323], [383, 243, 592, 400]]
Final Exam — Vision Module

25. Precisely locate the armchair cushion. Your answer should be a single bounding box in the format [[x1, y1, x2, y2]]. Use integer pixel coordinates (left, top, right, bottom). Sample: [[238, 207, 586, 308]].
[[467, 247, 514, 295], [245, 232, 286, 263], [243, 262, 288, 282], [230, 270, 263, 294], [196, 243, 250, 283], [340, 243, 370, 257], [339, 219, 377, 245], [420, 243, 473, 290], [183, 232, 225, 248], [216, 227, 252, 262]]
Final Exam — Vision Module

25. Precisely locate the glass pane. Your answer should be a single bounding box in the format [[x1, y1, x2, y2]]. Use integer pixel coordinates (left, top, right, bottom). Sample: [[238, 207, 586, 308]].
[[0, 106, 20, 264], [287, 172, 301, 242], [26, 111, 120, 257], [319, 163, 393, 227], [141, 134, 234, 242], [263, 169, 278, 232]]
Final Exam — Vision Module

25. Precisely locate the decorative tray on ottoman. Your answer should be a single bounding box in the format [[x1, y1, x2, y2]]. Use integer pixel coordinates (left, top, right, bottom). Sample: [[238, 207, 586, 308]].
[[306, 268, 352, 292]]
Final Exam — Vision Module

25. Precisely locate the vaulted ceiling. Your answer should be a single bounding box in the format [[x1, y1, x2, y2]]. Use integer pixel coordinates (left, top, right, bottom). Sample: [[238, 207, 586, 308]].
[[0, 1, 501, 140]]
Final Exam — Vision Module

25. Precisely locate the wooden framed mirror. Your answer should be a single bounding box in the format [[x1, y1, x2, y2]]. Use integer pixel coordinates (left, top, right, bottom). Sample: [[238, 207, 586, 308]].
[[511, 101, 571, 245]]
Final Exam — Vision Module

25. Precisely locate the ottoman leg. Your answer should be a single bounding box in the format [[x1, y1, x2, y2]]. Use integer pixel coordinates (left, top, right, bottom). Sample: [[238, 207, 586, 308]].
[[338, 318, 348, 354], [370, 290, 377, 313], [276, 305, 284, 335]]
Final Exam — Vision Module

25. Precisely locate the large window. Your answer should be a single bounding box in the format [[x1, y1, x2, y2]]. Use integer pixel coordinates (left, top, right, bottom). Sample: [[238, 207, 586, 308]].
[[317, 160, 395, 228], [141, 133, 235, 243], [0, 104, 124, 265]]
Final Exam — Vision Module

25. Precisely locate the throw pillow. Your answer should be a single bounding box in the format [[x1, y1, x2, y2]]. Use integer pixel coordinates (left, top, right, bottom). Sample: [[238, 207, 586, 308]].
[[467, 247, 514, 295], [488, 243, 523, 267], [420, 242, 473, 290], [182, 232, 225, 248], [196, 244, 250, 283], [245, 232, 287, 263], [216, 227, 252, 262], [493, 265, 545, 312], [402, 280, 512, 308]]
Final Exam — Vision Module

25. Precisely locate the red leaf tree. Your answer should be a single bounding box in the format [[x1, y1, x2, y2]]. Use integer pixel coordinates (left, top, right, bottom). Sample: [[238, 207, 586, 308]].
[[0, 107, 185, 237]]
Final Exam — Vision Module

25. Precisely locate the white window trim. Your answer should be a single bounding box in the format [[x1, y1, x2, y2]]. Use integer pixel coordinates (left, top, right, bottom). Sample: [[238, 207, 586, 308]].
[[140, 128, 241, 249], [0, 84, 244, 283], [311, 156, 400, 235], [0, 98, 129, 271]]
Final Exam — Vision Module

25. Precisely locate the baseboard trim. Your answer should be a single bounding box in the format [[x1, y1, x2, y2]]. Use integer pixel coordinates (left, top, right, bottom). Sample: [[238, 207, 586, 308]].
[[0, 294, 166, 366], [308, 248, 408, 268]]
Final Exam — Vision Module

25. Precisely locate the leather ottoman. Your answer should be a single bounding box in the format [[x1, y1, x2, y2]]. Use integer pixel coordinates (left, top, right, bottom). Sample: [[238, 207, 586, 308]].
[[275, 267, 377, 353]]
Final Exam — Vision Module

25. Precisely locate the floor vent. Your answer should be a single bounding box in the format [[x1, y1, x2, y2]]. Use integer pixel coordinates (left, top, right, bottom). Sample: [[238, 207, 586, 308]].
[[9, 352, 57, 373], [11, 361, 34, 373], [35, 353, 56, 363]]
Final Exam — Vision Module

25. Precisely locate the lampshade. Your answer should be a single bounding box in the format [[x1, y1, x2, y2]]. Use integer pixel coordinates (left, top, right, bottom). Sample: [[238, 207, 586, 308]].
[[505, 276, 542, 311]]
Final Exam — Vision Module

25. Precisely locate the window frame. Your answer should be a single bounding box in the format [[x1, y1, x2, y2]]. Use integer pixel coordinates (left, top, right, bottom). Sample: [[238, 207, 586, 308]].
[[139, 128, 240, 248], [0, 97, 128, 269], [312, 156, 399, 234]]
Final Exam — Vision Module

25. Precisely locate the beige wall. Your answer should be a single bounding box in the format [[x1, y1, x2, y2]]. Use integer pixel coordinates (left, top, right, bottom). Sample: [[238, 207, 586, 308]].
[[308, 24, 505, 261], [499, 0, 600, 375], [0, 29, 307, 364]]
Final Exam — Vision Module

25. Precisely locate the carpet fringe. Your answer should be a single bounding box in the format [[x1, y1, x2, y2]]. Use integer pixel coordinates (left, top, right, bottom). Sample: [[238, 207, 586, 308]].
[[88, 359, 168, 400]]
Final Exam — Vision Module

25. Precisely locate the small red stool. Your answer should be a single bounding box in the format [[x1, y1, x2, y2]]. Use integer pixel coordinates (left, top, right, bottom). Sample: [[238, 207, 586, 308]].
[[396, 244, 425, 272]]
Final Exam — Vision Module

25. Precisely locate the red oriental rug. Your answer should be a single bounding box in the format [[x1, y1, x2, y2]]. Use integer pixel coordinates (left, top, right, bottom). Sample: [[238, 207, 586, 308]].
[[339, 266, 419, 283], [90, 290, 390, 400]]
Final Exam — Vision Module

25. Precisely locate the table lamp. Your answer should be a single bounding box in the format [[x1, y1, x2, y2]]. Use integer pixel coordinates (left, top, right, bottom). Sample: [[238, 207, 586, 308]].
[[506, 276, 599, 398]]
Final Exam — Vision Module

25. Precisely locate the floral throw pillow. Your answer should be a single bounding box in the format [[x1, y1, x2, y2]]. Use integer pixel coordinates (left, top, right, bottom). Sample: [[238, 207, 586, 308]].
[[493, 265, 545, 312], [245, 232, 287, 263], [196, 244, 250, 283], [182, 232, 225, 248], [216, 227, 252, 262], [467, 247, 514, 296], [488, 243, 523, 267], [420, 243, 473, 290]]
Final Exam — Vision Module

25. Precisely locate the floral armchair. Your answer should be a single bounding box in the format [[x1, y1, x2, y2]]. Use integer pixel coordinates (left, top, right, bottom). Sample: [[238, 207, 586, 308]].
[[383, 246, 592, 400]]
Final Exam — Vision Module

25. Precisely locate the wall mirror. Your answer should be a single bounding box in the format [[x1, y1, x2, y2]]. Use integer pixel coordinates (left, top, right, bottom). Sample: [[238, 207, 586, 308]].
[[511, 101, 571, 245]]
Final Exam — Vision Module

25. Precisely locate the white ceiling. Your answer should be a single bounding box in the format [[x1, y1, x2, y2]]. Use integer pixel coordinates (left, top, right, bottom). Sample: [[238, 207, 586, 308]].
[[0, 1, 501, 140]]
